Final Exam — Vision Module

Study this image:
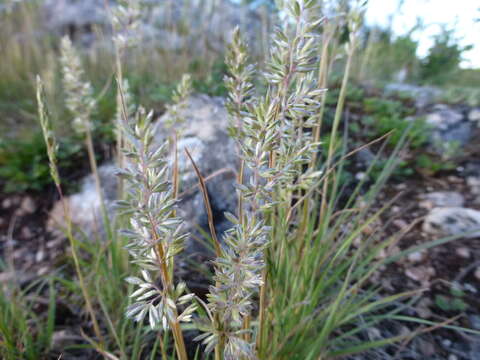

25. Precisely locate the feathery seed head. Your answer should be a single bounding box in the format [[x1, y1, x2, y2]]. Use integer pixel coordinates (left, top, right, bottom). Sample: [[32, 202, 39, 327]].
[[36, 76, 60, 186], [118, 107, 195, 330], [112, 0, 143, 51], [60, 36, 95, 134]]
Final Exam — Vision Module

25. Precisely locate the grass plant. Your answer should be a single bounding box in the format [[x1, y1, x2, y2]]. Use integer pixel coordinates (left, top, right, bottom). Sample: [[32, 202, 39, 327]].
[[2, 1, 479, 359]]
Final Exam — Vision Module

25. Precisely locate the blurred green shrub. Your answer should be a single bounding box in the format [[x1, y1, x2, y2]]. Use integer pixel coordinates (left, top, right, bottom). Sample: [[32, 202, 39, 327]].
[[419, 27, 473, 85], [361, 97, 427, 149], [0, 133, 83, 193]]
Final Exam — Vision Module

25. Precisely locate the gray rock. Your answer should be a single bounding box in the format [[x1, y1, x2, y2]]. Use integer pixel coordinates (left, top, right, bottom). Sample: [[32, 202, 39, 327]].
[[425, 104, 464, 131], [469, 315, 480, 331], [470, 341, 480, 360], [153, 95, 239, 257], [421, 191, 465, 208], [354, 148, 376, 168], [42, 0, 265, 53], [467, 177, 480, 204], [384, 83, 443, 109], [48, 164, 118, 240], [425, 104, 471, 156], [468, 108, 480, 124], [48, 95, 238, 260], [423, 207, 480, 239]]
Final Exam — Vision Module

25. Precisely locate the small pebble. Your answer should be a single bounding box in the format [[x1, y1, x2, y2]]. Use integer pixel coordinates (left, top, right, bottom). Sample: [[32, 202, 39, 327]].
[[455, 247, 470, 259], [393, 219, 408, 230], [419, 200, 434, 210], [464, 283, 478, 293], [2, 198, 12, 209], [469, 315, 480, 330], [367, 327, 381, 340], [18, 196, 36, 215], [35, 249, 45, 263], [475, 267, 480, 281], [418, 339, 435, 356], [355, 172, 367, 181], [21, 227, 33, 239], [37, 266, 49, 276], [408, 251, 424, 263], [391, 206, 401, 213]]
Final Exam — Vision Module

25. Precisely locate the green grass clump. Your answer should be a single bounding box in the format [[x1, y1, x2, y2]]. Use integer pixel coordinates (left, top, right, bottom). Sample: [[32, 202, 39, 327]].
[[0, 279, 56, 360], [3, 1, 480, 360], [0, 133, 83, 193], [361, 97, 426, 148]]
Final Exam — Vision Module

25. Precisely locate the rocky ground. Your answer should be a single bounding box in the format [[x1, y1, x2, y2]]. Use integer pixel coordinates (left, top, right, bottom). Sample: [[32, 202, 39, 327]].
[[1, 91, 480, 358]]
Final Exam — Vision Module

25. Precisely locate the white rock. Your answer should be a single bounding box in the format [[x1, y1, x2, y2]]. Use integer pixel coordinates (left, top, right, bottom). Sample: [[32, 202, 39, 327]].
[[47, 96, 239, 263], [423, 207, 480, 239], [407, 251, 425, 263], [467, 176, 480, 204], [455, 247, 470, 259], [475, 267, 480, 281], [421, 191, 465, 208], [468, 108, 480, 123], [42, 0, 265, 53], [47, 164, 118, 240], [425, 104, 463, 131]]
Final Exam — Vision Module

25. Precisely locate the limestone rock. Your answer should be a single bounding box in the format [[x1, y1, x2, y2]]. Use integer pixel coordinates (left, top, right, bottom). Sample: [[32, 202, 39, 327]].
[[420, 191, 465, 208], [154, 95, 239, 256], [423, 207, 480, 239], [468, 108, 480, 124], [47, 95, 238, 260], [47, 164, 118, 240], [42, 0, 265, 53], [384, 83, 442, 109], [425, 104, 471, 156]]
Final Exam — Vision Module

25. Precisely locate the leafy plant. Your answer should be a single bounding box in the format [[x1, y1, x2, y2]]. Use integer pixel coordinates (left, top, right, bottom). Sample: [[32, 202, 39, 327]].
[[434, 285, 468, 313], [0, 279, 56, 360], [361, 97, 427, 148], [17, 1, 480, 360], [0, 132, 83, 193], [420, 27, 473, 85]]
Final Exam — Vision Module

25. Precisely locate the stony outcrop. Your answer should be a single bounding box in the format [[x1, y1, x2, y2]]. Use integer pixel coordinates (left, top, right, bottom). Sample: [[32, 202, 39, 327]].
[[423, 207, 480, 239], [424, 104, 473, 156], [48, 95, 239, 262], [384, 83, 443, 109], [42, 0, 266, 53]]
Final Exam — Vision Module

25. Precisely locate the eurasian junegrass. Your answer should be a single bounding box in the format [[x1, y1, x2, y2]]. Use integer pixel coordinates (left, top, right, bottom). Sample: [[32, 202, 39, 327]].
[[60, 36, 112, 240], [193, 1, 325, 359], [36, 76, 103, 342], [116, 108, 195, 360], [36, 1, 462, 359]]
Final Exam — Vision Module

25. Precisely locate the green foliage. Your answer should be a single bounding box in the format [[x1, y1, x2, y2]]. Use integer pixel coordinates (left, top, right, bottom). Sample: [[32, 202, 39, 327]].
[[414, 153, 455, 174], [438, 86, 480, 107], [0, 280, 56, 360], [361, 97, 427, 148], [434, 285, 468, 313], [420, 27, 473, 85], [129, 60, 228, 110], [357, 25, 420, 83], [190, 60, 228, 97], [0, 132, 83, 193], [0, 133, 49, 192]]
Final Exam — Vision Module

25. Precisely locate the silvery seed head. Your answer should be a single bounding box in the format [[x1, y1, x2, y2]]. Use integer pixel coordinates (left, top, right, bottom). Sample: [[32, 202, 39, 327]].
[[112, 0, 143, 51], [60, 36, 95, 134], [117, 107, 195, 331]]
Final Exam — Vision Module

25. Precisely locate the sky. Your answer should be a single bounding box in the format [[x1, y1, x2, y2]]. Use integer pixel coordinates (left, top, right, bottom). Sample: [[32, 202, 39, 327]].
[[364, 0, 480, 68]]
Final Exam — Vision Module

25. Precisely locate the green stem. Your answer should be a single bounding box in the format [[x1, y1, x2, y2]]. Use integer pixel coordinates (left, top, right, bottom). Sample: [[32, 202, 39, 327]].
[[58, 185, 103, 343]]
